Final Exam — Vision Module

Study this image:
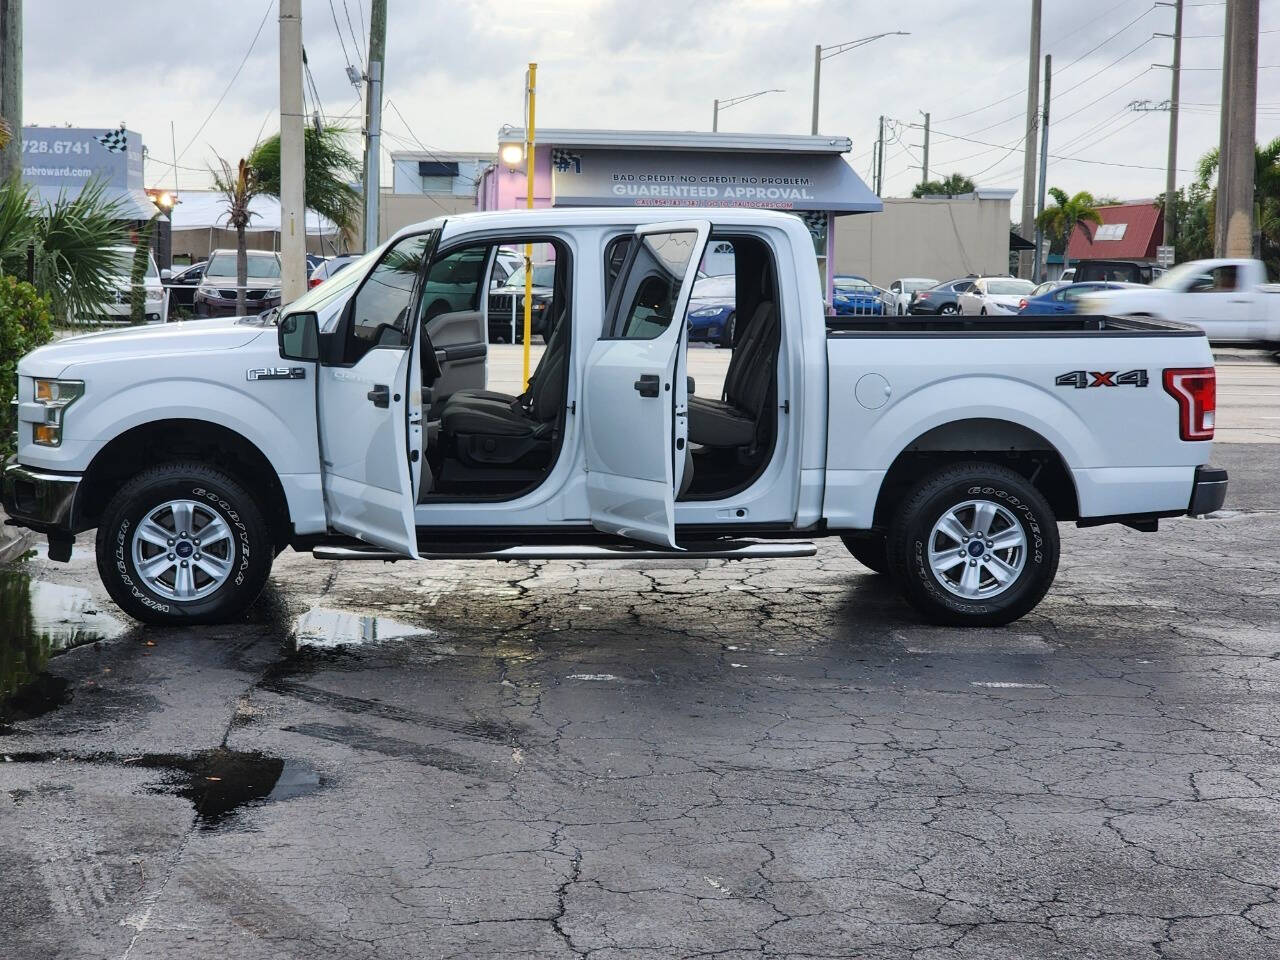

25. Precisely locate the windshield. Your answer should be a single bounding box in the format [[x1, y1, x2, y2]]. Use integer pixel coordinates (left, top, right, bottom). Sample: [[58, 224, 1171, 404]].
[[110, 249, 159, 279], [986, 279, 1035, 295], [902, 279, 935, 293], [835, 278, 875, 294], [1152, 261, 1206, 290], [504, 263, 556, 288], [207, 252, 282, 279]]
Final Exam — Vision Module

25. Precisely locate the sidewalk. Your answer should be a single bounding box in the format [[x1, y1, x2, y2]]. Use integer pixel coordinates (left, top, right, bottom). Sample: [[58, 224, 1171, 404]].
[[0, 508, 33, 565]]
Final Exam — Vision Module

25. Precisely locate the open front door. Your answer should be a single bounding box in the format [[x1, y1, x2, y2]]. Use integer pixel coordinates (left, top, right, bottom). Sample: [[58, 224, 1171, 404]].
[[317, 229, 439, 557], [582, 220, 710, 548]]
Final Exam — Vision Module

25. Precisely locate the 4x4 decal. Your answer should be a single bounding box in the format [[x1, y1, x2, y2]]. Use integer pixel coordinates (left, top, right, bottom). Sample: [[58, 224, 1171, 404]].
[[1055, 369, 1149, 389]]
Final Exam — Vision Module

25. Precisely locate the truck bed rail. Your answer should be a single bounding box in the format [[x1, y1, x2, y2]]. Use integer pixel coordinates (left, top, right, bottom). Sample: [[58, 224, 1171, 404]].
[[827, 313, 1203, 338]]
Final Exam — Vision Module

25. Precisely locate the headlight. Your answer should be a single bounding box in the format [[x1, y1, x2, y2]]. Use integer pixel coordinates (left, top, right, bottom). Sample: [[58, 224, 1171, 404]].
[[690, 306, 723, 318], [146, 288, 163, 303], [31, 379, 84, 447]]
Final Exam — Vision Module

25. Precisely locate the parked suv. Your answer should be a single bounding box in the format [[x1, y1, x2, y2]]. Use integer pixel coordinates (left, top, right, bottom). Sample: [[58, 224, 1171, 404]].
[[194, 249, 283, 317], [82, 245, 167, 325]]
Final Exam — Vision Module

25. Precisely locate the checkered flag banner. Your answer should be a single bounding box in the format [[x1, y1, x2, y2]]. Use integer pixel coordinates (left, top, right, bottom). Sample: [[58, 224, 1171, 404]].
[[95, 127, 128, 153], [551, 149, 581, 174], [798, 211, 827, 238]]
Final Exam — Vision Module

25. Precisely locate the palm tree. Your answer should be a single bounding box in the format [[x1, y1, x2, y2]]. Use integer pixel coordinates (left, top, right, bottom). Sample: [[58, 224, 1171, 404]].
[[249, 124, 361, 248], [210, 156, 261, 317], [1036, 188, 1103, 273], [1194, 136, 1280, 267], [0, 176, 131, 323]]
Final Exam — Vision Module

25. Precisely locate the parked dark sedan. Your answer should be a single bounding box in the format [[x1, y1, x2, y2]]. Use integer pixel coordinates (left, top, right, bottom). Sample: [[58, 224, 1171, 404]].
[[907, 277, 977, 315], [166, 260, 207, 310]]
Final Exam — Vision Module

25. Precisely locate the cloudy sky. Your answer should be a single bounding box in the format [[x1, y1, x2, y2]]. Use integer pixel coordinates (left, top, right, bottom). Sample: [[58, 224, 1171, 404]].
[[23, 0, 1280, 208]]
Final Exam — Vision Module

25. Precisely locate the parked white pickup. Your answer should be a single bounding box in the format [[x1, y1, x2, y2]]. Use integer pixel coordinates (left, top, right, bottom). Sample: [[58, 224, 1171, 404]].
[[4, 208, 1227, 629], [1083, 258, 1280, 347]]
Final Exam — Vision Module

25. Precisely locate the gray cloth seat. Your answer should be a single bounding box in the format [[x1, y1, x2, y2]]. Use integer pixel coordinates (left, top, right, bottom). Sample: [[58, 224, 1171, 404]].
[[688, 300, 778, 449]]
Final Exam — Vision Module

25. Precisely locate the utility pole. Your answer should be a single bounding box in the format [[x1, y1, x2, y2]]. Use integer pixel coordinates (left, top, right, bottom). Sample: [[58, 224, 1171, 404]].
[[810, 45, 821, 135], [875, 114, 885, 195], [278, 0, 307, 304], [1219, 0, 1258, 257], [1214, 0, 1235, 255], [920, 111, 930, 185], [1019, 0, 1042, 279], [0, 0, 21, 180], [712, 99, 720, 132], [362, 0, 387, 251], [1033, 55, 1051, 283], [1159, 0, 1183, 249]]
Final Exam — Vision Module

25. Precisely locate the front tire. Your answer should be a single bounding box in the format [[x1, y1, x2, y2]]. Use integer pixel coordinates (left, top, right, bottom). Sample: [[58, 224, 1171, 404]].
[[939, 304, 958, 316], [886, 463, 1059, 626], [95, 463, 274, 626], [719, 313, 736, 348]]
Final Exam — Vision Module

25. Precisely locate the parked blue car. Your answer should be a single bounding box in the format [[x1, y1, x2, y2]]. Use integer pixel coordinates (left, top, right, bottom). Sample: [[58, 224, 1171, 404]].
[[1017, 280, 1140, 315], [832, 275, 888, 316], [688, 274, 736, 346]]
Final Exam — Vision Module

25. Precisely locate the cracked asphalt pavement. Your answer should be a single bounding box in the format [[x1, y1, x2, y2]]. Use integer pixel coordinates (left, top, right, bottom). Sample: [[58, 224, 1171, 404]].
[[2, 441, 1278, 959]]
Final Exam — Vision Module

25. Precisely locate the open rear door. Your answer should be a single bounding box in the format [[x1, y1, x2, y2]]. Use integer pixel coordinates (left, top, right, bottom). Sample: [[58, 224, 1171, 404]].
[[582, 220, 709, 548]]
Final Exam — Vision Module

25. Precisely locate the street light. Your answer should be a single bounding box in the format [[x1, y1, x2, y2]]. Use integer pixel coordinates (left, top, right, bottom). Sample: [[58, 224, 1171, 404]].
[[811, 31, 909, 134], [712, 88, 784, 132]]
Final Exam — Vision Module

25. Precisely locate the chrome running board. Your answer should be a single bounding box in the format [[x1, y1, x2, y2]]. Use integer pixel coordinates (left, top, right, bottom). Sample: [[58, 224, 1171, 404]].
[[313, 540, 817, 562]]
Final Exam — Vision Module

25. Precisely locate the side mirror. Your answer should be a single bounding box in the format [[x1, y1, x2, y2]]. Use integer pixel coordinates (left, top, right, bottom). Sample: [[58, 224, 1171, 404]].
[[278, 311, 319, 362], [160, 268, 172, 281]]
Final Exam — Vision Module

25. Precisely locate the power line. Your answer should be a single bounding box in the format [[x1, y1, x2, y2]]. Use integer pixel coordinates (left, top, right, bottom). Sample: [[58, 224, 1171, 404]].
[[327, 0, 355, 73], [177, 0, 274, 162], [342, 0, 365, 69]]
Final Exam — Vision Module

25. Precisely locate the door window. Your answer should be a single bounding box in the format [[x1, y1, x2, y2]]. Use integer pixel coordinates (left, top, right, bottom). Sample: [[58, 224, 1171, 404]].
[[1186, 266, 1238, 293], [609, 230, 700, 340], [347, 232, 433, 359]]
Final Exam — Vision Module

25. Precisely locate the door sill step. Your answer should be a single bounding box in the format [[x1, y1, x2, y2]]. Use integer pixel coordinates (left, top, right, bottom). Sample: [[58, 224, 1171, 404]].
[[312, 540, 817, 562]]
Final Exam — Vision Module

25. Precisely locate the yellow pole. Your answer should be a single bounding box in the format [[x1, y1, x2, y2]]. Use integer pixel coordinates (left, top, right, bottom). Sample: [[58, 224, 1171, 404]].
[[522, 62, 537, 391]]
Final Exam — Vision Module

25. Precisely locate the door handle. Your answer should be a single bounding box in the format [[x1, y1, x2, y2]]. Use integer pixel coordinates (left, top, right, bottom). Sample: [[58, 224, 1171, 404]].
[[633, 374, 661, 398], [367, 384, 390, 408]]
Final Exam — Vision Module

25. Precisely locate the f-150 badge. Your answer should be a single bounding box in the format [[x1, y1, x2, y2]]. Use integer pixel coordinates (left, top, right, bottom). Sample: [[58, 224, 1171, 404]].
[[1055, 369, 1148, 389], [246, 367, 306, 381]]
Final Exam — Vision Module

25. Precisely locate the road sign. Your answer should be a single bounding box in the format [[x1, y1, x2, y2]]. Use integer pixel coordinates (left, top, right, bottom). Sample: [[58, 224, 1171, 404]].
[[1156, 245, 1175, 267]]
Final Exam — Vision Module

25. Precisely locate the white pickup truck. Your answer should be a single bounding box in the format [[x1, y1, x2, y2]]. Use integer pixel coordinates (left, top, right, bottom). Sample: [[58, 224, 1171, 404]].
[[4, 208, 1227, 628], [1084, 258, 1280, 349]]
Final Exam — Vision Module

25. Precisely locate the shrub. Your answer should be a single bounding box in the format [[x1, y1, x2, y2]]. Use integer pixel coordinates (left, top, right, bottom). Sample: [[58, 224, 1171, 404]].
[[0, 277, 55, 459]]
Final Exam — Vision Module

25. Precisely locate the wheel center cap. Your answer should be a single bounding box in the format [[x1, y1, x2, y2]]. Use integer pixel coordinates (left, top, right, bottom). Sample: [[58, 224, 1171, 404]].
[[175, 541, 194, 558], [968, 541, 985, 557]]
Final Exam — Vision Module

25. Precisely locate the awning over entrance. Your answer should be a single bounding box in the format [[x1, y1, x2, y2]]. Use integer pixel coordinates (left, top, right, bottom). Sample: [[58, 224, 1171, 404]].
[[29, 185, 159, 221], [549, 148, 881, 214]]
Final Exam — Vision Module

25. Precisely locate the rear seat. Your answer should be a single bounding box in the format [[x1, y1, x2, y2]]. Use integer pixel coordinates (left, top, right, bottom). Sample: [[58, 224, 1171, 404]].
[[688, 299, 779, 450]]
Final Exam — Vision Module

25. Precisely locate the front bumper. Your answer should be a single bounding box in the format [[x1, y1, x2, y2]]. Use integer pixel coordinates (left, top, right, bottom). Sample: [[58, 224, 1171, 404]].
[[1188, 465, 1228, 515], [2, 461, 82, 536]]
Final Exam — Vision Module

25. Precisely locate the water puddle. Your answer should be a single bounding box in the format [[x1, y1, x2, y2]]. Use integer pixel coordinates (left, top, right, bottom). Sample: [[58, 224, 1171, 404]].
[[2, 747, 321, 828], [293, 607, 434, 650], [0, 570, 127, 725]]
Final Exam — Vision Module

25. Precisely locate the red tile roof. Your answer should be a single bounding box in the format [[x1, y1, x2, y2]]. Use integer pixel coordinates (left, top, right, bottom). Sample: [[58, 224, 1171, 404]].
[[1066, 201, 1163, 261]]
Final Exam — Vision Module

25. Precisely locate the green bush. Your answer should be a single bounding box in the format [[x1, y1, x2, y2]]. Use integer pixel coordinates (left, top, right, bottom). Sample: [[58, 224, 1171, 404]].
[[0, 277, 55, 459]]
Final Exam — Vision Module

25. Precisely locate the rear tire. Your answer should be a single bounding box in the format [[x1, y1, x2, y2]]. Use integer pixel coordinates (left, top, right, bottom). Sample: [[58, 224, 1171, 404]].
[[886, 462, 1059, 627], [95, 462, 274, 626], [841, 534, 888, 574], [939, 304, 958, 316]]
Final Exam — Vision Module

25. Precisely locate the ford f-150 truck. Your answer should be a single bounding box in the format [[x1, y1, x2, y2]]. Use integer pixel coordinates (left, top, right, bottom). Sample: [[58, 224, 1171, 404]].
[[1084, 257, 1280, 349], [3, 208, 1227, 628]]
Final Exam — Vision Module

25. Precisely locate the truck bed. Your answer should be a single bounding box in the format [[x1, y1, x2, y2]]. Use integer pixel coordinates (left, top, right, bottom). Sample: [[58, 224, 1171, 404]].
[[827, 313, 1203, 337]]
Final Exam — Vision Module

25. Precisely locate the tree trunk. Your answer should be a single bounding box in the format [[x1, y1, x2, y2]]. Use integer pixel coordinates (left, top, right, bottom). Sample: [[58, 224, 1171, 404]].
[[236, 223, 247, 317]]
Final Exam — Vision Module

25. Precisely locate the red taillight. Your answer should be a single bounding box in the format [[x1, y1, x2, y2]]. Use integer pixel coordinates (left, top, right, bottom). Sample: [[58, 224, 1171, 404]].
[[1163, 367, 1216, 441], [308, 276, 322, 288], [1018, 298, 1028, 310], [917, 292, 931, 301]]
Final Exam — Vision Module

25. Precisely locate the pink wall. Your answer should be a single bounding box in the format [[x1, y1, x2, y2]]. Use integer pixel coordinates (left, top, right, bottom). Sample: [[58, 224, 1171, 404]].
[[480, 147, 553, 211]]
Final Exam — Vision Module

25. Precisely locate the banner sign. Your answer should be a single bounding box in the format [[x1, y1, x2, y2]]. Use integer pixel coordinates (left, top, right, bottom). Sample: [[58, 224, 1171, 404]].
[[21, 126, 144, 190], [551, 148, 881, 213]]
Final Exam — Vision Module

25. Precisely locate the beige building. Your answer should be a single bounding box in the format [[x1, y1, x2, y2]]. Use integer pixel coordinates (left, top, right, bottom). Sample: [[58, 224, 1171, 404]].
[[833, 188, 1015, 286]]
